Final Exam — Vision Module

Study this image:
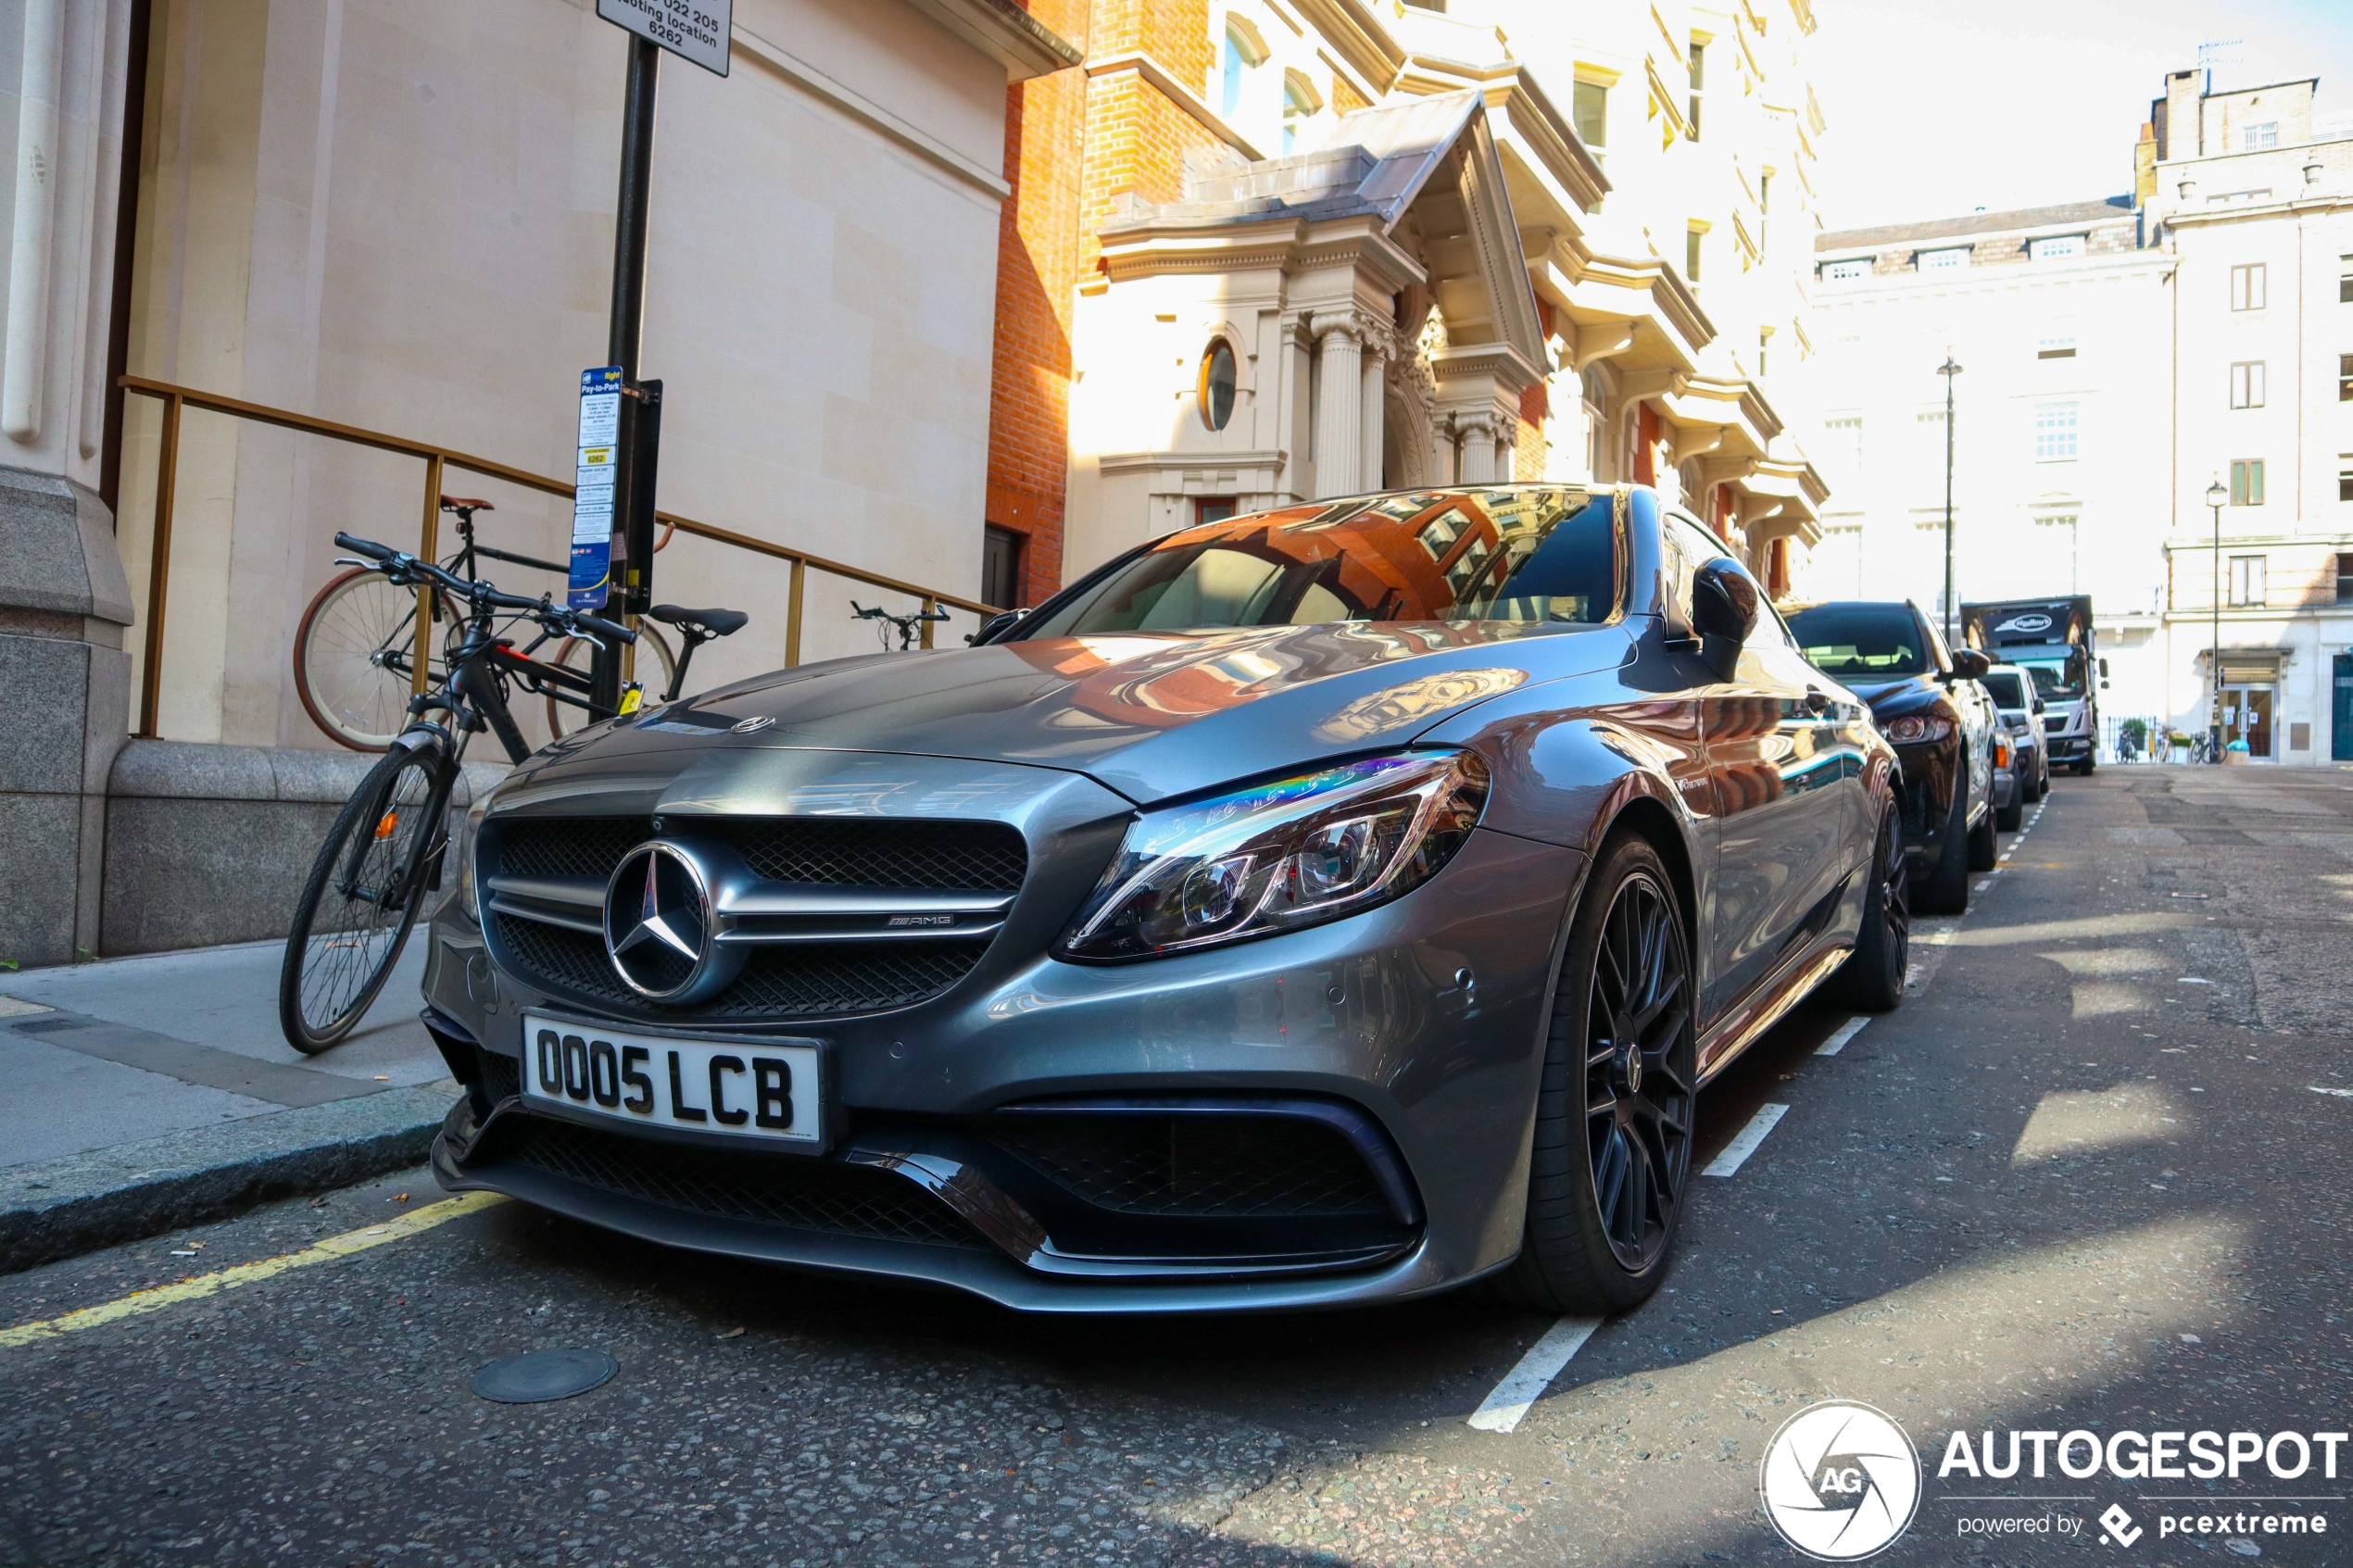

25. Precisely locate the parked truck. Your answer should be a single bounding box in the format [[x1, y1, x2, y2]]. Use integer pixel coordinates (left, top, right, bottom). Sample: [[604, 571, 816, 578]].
[[1961, 596, 2106, 774]]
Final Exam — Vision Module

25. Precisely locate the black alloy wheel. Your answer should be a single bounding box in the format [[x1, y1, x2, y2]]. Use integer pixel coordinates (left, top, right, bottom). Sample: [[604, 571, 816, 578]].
[[1503, 834, 1696, 1313], [1835, 803, 1909, 1011]]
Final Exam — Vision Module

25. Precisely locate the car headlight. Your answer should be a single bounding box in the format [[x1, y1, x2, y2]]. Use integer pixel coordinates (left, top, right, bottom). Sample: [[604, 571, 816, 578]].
[[1882, 715, 1953, 745], [1057, 749, 1490, 961]]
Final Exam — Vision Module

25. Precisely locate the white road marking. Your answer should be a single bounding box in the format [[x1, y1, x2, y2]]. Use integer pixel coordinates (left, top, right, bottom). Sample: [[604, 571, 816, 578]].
[[1466, 1315, 1604, 1434], [2309, 1086, 2353, 1100], [0, 994, 53, 1017], [1816, 1017, 1870, 1057], [1702, 1103, 1790, 1178], [1974, 877, 1996, 892]]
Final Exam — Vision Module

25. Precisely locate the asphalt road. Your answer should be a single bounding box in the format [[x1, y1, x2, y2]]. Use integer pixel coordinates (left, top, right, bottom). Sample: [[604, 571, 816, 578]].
[[5, 764, 2350, 1568]]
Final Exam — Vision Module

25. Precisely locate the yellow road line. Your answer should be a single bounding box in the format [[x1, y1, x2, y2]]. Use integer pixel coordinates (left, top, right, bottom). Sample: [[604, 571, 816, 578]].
[[0, 1191, 508, 1349]]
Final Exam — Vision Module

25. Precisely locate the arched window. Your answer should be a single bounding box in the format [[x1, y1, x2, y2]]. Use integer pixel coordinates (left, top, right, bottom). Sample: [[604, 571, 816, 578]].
[[1281, 70, 1321, 155], [1200, 340, 1239, 431], [1220, 19, 1266, 120]]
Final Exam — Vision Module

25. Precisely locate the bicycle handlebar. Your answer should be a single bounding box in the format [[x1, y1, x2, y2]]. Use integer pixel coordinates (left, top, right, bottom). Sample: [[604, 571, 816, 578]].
[[333, 532, 636, 644]]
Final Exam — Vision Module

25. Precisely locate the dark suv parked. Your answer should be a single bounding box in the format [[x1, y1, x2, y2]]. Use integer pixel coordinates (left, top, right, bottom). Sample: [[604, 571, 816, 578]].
[[1784, 600, 1998, 914]]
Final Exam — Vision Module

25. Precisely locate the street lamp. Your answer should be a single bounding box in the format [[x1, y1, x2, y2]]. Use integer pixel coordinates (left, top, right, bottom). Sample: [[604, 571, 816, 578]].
[[2205, 476, 2228, 762], [1937, 354, 1962, 644]]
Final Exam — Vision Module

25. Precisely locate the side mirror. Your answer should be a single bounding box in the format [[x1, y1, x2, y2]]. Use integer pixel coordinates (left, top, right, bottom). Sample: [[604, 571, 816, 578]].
[[1952, 648, 1993, 680], [1691, 557, 1760, 643], [969, 608, 1030, 645]]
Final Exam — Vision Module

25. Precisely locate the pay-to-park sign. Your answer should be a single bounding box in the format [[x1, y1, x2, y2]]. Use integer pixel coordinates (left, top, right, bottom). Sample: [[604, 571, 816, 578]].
[[597, 0, 732, 78]]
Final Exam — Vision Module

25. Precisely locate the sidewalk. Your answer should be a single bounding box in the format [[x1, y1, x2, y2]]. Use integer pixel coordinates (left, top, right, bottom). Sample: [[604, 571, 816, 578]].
[[0, 939, 459, 1270]]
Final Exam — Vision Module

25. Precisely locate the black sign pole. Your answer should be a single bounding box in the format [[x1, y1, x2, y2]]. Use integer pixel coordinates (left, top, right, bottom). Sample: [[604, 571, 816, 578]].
[[595, 33, 660, 716]]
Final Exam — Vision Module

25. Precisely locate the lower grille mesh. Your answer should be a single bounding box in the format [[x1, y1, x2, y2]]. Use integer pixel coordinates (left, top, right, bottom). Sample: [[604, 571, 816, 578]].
[[499, 1117, 986, 1249], [490, 914, 990, 1021], [988, 1113, 1390, 1219]]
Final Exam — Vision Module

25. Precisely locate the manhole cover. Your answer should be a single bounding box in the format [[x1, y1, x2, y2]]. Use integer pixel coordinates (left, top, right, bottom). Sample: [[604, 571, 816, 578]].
[[471, 1348, 617, 1404]]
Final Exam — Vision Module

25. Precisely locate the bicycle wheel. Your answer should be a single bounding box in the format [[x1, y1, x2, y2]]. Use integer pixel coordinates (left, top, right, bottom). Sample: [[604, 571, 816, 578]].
[[544, 623, 676, 738], [279, 744, 453, 1052], [295, 567, 455, 750]]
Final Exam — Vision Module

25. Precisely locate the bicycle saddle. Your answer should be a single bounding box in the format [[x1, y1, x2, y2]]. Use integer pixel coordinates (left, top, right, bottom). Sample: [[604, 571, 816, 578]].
[[648, 604, 748, 637], [439, 495, 496, 513]]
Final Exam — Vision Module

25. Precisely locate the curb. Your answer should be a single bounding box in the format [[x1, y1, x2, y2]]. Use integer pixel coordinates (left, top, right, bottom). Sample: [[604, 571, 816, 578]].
[[0, 1085, 461, 1274]]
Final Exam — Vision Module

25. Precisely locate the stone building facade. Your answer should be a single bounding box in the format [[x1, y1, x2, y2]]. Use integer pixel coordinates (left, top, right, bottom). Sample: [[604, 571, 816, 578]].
[[988, 0, 1831, 604], [1806, 67, 2353, 766]]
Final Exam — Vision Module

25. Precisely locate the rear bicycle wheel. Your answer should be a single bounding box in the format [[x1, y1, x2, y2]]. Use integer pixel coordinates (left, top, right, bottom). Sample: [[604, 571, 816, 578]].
[[544, 624, 676, 738], [294, 568, 454, 749], [279, 744, 452, 1052]]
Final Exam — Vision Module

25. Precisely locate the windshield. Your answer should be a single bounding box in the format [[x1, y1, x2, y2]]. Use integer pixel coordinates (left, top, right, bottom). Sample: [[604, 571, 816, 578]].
[[2017, 655, 2086, 700], [1020, 489, 1617, 637], [1784, 604, 1931, 678], [1981, 671, 2027, 709]]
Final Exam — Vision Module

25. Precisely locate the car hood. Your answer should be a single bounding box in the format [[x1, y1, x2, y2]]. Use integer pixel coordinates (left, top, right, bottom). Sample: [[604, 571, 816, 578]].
[[517, 621, 1632, 807], [1845, 675, 1954, 721]]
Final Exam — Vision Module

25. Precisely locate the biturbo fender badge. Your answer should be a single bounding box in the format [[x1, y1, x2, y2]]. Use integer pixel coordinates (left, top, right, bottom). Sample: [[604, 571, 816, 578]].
[[603, 841, 743, 1004]]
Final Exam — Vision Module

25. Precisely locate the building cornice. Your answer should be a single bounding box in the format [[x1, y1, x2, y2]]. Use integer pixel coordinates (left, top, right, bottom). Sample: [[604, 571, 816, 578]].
[[1395, 54, 1608, 213], [904, 0, 1082, 81], [1096, 213, 1428, 293], [1289, 0, 1409, 96], [1086, 51, 1265, 161], [1098, 448, 1289, 476]]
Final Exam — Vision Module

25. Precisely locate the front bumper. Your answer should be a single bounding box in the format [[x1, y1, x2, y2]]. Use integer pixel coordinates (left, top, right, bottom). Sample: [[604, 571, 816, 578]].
[[422, 825, 1579, 1311]]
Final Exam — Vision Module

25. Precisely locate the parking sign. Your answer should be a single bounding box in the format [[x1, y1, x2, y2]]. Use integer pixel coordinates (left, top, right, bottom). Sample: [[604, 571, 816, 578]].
[[597, 0, 731, 78]]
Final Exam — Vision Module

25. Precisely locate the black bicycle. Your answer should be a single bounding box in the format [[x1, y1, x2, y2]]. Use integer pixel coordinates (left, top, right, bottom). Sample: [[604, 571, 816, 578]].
[[852, 598, 951, 651]]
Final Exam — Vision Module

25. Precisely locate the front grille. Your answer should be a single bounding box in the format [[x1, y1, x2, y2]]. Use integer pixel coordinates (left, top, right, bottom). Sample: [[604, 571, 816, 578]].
[[2045, 714, 2067, 734], [498, 1116, 986, 1249], [488, 816, 1026, 894], [484, 813, 1023, 1022], [491, 913, 992, 1021], [496, 817, 651, 881], [988, 1113, 1391, 1219]]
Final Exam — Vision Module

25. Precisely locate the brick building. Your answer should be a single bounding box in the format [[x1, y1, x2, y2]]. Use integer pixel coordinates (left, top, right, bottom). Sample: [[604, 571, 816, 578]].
[[986, 0, 1831, 605]]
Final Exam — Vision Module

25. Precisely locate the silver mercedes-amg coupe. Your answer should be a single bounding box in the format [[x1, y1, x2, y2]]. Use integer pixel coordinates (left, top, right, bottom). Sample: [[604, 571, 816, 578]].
[[421, 483, 1905, 1313]]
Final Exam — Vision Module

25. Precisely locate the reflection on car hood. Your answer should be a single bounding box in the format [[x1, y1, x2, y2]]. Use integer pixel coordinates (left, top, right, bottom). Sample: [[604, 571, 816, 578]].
[[1845, 676, 1952, 721], [528, 621, 1629, 806]]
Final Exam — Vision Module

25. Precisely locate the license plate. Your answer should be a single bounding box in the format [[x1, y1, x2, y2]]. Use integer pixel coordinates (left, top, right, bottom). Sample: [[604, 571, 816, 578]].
[[520, 1013, 824, 1149]]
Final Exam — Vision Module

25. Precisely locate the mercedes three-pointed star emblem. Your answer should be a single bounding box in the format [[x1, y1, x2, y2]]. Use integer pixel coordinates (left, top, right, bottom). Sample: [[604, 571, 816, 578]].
[[603, 842, 712, 999]]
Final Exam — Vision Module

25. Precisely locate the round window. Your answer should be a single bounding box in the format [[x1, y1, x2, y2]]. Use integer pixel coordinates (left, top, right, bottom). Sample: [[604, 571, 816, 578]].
[[1200, 340, 1238, 431]]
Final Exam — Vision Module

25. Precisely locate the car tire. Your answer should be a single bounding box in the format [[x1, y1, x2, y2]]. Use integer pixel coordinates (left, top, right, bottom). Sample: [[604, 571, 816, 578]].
[[1916, 771, 1970, 915], [1498, 833, 1696, 1315], [1968, 794, 1999, 871], [2080, 756, 2097, 776], [1832, 801, 1908, 1012], [1996, 783, 2023, 832], [2021, 757, 2044, 803]]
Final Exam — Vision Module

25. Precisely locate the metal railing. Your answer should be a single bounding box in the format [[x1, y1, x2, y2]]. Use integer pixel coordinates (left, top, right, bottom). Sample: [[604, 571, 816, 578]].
[[118, 374, 999, 738]]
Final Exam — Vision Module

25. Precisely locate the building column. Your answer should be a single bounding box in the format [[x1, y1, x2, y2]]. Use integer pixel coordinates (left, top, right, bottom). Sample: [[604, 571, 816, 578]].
[[0, 0, 136, 967], [1314, 314, 1362, 500], [1455, 414, 1498, 484], [1358, 325, 1387, 492]]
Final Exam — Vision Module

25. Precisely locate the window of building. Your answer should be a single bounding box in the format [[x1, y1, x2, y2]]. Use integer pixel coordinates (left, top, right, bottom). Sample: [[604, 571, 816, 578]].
[[2341, 257, 2352, 304], [1686, 226, 1704, 285], [1573, 79, 1607, 149], [2341, 353, 2353, 401], [1281, 71, 1319, 155], [2038, 332, 2077, 359], [1918, 247, 1968, 271], [2228, 554, 2267, 607], [1220, 20, 1265, 121], [2033, 401, 2079, 462], [1824, 415, 1862, 481], [1193, 497, 1239, 527], [2341, 461, 2353, 504], [2231, 361, 2267, 409], [2231, 263, 2268, 311], [1822, 257, 1869, 282], [981, 524, 1025, 610], [2243, 121, 2279, 151], [2338, 552, 2353, 602], [2030, 234, 2083, 261], [1200, 339, 1238, 431], [1758, 326, 1771, 378], [2036, 514, 2081, 594], [1686, 42, 1705, 141], [2231, 458, 2266, 506]]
